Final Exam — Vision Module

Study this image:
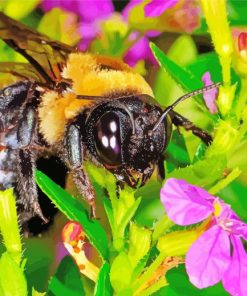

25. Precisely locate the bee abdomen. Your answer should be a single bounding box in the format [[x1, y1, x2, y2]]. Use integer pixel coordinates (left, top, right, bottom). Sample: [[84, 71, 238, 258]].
[[0, 149, 17, 190]]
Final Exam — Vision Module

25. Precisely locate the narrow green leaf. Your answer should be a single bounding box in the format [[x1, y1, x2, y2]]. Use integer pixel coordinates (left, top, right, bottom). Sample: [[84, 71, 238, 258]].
[[94, 262, 112, 296], [47, 256, 85, 296], [36, 170, 109, 260], [0, 188, 22, 265], [150, 43, 205, 109], [0, 252, 27, 296]]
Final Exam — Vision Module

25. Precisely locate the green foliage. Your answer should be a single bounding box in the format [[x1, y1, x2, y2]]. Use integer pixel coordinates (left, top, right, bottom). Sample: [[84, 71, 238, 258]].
[[110, 252, 132, 293], [0, 190, 27, 296], [47, 256, 85, 296], [0, 189, 22, 265], [0, 2, 247, 296], [158, 265, 229, 296], [94, 262, 112, 296], [35, 170, 109, 260], [150, 43, 208, 112], [0, 252, 27, 296]]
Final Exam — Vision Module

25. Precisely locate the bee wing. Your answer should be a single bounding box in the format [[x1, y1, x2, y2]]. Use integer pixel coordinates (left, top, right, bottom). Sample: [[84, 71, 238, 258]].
[[0, 62, 48, 84], [0, 12, 75, 87]]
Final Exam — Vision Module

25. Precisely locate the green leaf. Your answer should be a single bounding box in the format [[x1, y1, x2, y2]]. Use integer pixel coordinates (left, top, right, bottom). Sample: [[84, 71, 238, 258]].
[[186, 52, 222, 83], [166, 130, 191, 173], [186, 52, 239, 86], [94, 262, 112, 296], [36, 170, 109, 260], [0, 252, 27, 296], [128, 223, 151, 269], [219, 180, 247, 221], [150, 43, 206, 109], [167, 156, 226, 188], [166, 265, 229, 296], [47, 256, 85, 296], [131, 252, 150, 282], [0, 189, 22, 265], [135, 181, 163, 227], [110, 252, 132, 293]]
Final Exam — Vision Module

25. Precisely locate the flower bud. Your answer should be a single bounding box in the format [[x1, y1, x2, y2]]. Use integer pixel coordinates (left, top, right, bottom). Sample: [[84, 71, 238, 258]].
[[62, 221, 99, 282]]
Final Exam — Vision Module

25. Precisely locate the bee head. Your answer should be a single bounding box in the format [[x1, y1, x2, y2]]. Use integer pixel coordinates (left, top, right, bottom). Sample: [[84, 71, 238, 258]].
[[85, 95, 172, 188]]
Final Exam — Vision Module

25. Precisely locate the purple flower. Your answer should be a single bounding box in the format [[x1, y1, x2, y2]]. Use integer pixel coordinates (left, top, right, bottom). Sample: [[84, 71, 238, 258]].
[[202, 72, 218, 114], [123, 0, 159, 67], [144, 0, 179, 17], [161, 178, 247, 295], [124, 31, 159, 67], [41, 0, 114, 50]]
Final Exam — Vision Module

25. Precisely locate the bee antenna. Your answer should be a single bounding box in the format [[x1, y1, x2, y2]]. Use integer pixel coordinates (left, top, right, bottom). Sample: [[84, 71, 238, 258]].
[[152, 82, 221, 132]]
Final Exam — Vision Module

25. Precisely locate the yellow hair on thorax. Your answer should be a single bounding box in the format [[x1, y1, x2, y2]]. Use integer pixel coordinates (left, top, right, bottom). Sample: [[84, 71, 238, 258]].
[[39, 91, 94, 144], [62, 53, 153, 96]]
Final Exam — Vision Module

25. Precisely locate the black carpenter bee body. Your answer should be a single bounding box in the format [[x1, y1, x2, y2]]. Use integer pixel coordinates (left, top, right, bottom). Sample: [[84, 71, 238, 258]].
[[0, 12, 218, 223]]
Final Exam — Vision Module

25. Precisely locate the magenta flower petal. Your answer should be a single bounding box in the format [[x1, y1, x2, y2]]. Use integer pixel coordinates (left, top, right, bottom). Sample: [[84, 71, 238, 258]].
[[201, 72, 218, 114], [186, 225, 231, 289], [79, 22, 99, 51], [124, 35, 158, 67], [42, 0, 114, 23], [144, 0, 178, 17], [222, 235, 247, 296], [160, 178, 214, 225]]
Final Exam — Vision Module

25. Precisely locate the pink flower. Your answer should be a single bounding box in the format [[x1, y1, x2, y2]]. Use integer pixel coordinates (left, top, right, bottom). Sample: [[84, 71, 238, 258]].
[[144, 0, 179, 17], [123, 0, 159, 67], [201, 72, 218, 114], [41, 0, 114, 50], [123, 31, 159, 67], [161, 178, 247, 295]]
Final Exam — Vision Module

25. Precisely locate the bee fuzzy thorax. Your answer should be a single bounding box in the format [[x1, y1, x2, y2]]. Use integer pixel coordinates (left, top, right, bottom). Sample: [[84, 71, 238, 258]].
[[38, 91, 94, 144], [62, 53, 153, 97]]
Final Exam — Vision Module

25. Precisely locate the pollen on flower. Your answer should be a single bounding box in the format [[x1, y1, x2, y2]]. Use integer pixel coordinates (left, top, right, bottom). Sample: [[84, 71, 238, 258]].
[[213, 201, 222, 217]]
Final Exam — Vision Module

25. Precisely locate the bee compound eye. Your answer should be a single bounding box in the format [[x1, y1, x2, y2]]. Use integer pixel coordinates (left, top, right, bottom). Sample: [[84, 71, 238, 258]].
[[94, 111, 122, 167]]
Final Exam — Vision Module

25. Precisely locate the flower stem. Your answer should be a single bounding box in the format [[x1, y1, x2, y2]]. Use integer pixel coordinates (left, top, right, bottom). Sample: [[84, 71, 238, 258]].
[[209, 168, 241, 195], [136, 277, 168, 296]]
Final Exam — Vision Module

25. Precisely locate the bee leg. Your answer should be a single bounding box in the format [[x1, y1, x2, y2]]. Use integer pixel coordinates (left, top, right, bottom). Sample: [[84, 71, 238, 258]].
[[169, 111, 212, 145], [65, 124, 96, 218], [16, 106, 47, 223], [157, 154, 165, 181], [16, 149, 48, 223]]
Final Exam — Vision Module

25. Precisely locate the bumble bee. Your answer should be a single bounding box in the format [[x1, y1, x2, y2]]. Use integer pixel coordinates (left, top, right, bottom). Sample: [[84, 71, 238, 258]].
[[0, 12, 219, 223]]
